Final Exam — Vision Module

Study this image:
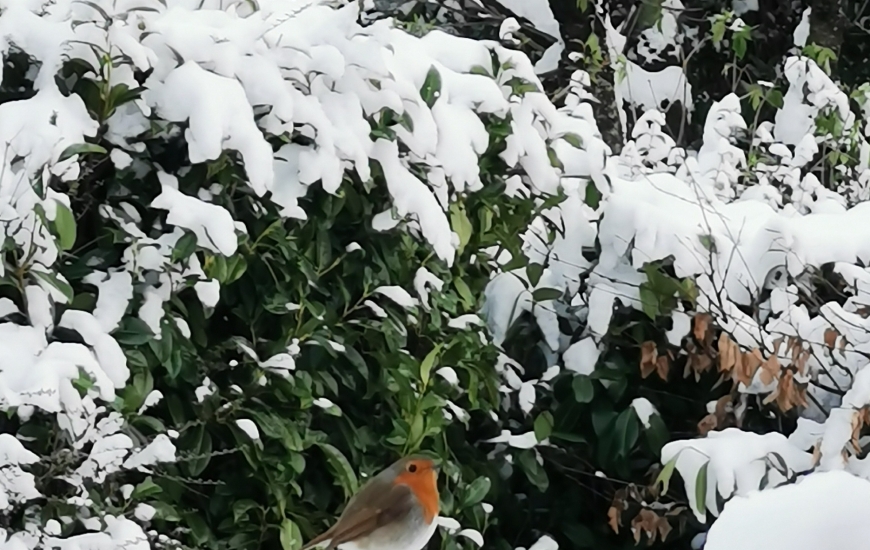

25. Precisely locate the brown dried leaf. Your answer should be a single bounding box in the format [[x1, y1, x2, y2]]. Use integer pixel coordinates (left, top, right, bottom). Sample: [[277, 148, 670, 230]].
[[608, 505, 621, 534], [718, 333, 736, 373], [759, 355, 780, 386], [698, 413, 718, 436], [693, 313, 712, 342], [737, 349, 763, 386], [640, 341, 658, 379], [824, 329, 839, 349], [655, 354, 670, 381], [631, 510, 662, 545], [851, 408, 866, 452], [657, 517, 673, 542], [690, 352, 713, 374], [773, 370, 799, 412]]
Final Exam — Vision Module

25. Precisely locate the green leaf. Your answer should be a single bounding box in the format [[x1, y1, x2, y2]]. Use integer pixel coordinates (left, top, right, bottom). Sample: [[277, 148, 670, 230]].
[[171, 231, 198, 263], [184, 513, 211, 545], [32, 271, 74, 303], [695, 462, 709, 517], [532, 287, 562, 301], [551, 431, 588, 444], [767, 89, 784, 109], [454, 278, 474, 308], [232, 499, 260, 523], [638, 284, 659, 319], [113, 317, 154, 345], [711, 17, 726, 45], [58, 142, 107, 162], [420, 66, 442, 107], [614, 409, 639, 458], [732, 36, 747, 59], [131, 477, 162, 500], [449, 203, 473, 253], [462, 477, 491, 508], [280, 519, 302, 550], [644, 413, 669, 456], [534, 411, 554, 442], [656, 457, 678, 495], [563, 133, 584, 148], [572, 375, 594, 403], [527, 263, 544, 287], [151, 501, 181, 522], [318, 443, 359, 498], [184, 425, 212, 477], [419, 343, 443, 387], [584, 181, 601, 209], [517, 449, 549, 492], [54, 203, 77, 251]]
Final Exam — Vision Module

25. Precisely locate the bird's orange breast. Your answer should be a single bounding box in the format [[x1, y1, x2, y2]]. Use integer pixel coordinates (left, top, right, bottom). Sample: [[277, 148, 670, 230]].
[[394, 469, 439, 523]]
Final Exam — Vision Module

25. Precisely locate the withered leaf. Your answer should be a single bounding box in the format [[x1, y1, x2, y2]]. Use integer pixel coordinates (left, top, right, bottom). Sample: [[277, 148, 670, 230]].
[[640, 341, 658, 379], [697, 413, 718, 436], [824, 329, 838, 349], [608, 505, 621, 534], [718, 333, 736, 373], [693, 313, 712, 342], [759, 355, 780, 386], [655, 354, 670, 381]]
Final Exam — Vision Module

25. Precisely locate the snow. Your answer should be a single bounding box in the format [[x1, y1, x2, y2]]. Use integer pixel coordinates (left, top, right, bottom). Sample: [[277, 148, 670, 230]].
[[705, 471, 870, 550], [235, 419, 260, 441], [151, 177, 239, 256], [631, 398, 657, 428], [373, 286, 419, 309]]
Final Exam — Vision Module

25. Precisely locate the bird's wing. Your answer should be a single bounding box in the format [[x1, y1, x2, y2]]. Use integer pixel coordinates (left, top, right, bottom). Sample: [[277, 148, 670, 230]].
[[316, 482, 415, 550]]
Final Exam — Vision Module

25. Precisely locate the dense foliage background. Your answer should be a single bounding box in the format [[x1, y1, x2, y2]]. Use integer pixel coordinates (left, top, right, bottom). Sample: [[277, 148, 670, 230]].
[[2, 1, 870, 550]]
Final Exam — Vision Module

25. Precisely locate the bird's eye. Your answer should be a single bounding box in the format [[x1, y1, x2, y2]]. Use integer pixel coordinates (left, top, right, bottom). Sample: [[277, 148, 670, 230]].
[[408, 463, 418, 473]]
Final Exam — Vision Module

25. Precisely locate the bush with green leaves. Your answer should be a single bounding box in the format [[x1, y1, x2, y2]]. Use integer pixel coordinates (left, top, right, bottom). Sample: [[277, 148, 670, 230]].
[[0, 2, 607, 550]]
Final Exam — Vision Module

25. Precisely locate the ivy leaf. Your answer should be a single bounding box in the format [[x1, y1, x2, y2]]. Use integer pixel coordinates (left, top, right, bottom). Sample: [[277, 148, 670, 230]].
[[54, 203, 77, 251]]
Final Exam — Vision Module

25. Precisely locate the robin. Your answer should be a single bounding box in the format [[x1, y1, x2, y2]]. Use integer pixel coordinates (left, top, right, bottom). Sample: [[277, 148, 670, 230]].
[[301, 456, 441, 550]]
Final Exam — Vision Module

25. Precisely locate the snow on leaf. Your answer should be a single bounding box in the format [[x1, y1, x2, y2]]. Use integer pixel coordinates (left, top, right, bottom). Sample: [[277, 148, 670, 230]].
[[235, 419, 260, 441]]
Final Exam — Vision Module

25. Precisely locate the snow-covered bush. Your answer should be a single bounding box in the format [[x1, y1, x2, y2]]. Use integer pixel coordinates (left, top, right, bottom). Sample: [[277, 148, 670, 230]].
[[0, 1, 606, 550]]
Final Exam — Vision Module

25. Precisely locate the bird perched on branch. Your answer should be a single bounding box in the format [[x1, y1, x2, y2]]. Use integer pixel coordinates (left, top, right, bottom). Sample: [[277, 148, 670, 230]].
[[301, 456, 441, 550]]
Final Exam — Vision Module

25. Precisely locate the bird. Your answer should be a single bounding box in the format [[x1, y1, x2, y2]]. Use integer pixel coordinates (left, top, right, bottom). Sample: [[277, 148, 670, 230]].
[[301, 455, 441, 550]]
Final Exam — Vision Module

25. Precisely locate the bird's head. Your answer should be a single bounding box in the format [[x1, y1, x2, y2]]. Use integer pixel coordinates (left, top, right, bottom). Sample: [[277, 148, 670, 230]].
[[392, 456, 440, 522]]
